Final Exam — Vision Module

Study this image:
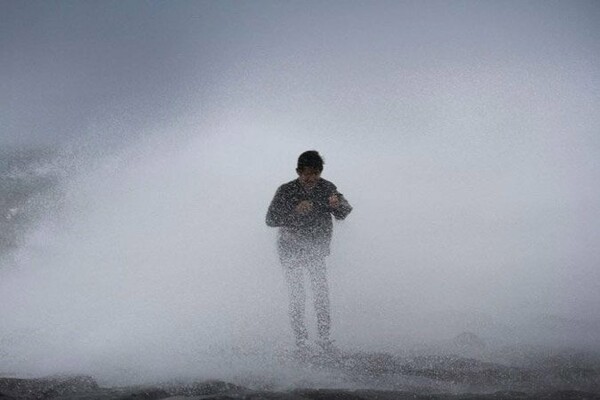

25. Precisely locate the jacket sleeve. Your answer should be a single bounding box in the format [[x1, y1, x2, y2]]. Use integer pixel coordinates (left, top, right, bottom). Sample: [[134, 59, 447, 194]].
[[331, 192, 352, 220], [266, 186, 295, 227]]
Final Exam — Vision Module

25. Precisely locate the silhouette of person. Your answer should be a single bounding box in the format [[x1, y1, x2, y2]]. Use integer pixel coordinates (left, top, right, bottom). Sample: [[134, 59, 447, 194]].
[[266, 150, 352, 353]]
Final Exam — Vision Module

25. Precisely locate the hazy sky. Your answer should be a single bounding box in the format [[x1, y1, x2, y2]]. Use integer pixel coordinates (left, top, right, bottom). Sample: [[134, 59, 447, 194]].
[[1, 0, 600, 382], [3, 1, 599, 148]]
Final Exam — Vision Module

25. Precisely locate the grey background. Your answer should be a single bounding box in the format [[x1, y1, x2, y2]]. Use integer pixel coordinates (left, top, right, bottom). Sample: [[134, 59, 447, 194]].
[[1, 0, 599, 383]]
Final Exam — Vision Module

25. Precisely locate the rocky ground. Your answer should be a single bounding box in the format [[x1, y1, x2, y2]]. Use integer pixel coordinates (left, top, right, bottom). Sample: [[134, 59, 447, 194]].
[[1, 374, 599, 400], [1, 348, 599, 400]]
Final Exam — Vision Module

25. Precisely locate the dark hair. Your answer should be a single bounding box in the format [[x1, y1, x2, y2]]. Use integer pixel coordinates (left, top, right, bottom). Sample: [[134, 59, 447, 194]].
[[297, 150, 324, 172]]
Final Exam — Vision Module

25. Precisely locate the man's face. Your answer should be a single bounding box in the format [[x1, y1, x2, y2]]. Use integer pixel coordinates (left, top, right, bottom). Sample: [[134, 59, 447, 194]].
[[297, 167, 321, 188]]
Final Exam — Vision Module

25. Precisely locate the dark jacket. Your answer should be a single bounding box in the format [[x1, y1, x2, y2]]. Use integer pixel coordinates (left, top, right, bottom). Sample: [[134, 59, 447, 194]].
[[266, 178, 352, 257]]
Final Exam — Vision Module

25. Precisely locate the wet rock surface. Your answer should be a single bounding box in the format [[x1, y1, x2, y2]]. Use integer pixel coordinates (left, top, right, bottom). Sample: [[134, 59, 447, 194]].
[[302, 350, 600, 394], [0, 376, 99, 399], [2, 379, 600, 400], [2, 349, 599, 400]]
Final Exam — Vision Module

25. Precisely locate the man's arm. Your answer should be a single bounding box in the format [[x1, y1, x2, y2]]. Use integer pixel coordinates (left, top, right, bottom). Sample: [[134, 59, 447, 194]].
[[266, 186, 295, 227], [329, 192, 352, 220]]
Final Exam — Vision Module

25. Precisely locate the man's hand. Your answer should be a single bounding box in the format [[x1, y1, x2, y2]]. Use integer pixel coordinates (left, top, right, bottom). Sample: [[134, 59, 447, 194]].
[[295, 200, 313, 214], [328, 194, 340, 208]]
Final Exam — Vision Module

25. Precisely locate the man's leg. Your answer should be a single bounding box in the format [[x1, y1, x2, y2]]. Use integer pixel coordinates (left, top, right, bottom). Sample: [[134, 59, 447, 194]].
[[307, 256, 331, 342], [282, 257, 308, 346]]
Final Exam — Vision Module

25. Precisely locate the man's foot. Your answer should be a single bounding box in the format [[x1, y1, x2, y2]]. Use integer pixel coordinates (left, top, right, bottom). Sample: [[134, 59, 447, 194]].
[[313, 338, 343, 366], [316, 338, 338, 354]]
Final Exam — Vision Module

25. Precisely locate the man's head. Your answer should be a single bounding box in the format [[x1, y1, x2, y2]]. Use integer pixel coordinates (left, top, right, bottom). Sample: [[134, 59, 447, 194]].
[[296, 150, 324, 188]]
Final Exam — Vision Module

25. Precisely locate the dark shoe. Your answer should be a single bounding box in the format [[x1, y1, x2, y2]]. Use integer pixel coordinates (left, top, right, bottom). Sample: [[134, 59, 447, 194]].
[[314, 339, 343, 366], [316, 338, 337, 354]]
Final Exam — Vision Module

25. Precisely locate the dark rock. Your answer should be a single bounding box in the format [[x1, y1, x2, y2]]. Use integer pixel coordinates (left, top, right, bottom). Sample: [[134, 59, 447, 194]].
[[233, 389, 600, 400], [399, 355, 535, 386], [0, 375, 99, 399], [241, 392, 309, 400], [110, 388, 170, 400], [1, 377, 600, 400], [293, 389, 367, 400], [295, 390, 433, 400], [532, 391, 600, 400], [0, 391, 17, 400], [161, 380, 248, 397]]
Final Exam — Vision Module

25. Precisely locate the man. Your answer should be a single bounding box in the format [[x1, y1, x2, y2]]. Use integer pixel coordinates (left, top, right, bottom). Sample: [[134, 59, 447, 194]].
[[266, 150, 352, 353]]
